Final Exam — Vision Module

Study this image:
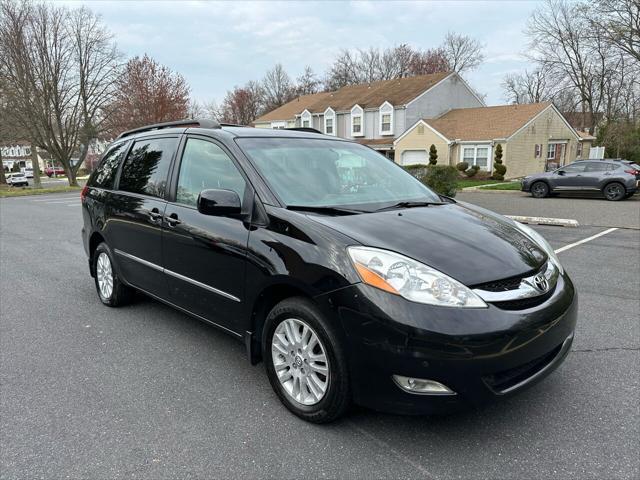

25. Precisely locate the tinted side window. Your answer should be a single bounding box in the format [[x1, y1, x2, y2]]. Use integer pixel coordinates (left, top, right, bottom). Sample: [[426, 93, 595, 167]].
[[91, 142, 128, 189], [119, 137, 177, 198], [176, 138, 246, 207], [562, 163, 587, 173], [584, 162, 614, 172]]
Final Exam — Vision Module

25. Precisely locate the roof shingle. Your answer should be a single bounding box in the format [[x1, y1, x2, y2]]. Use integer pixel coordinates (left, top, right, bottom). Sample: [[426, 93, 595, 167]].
[[254, 91, 332, 123], [424, 103, 551, 141], [254, 72, 452, 122]]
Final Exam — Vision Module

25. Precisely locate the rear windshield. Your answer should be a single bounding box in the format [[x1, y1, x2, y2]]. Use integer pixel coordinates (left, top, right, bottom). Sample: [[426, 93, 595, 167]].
[[237, 137, 440, 208]]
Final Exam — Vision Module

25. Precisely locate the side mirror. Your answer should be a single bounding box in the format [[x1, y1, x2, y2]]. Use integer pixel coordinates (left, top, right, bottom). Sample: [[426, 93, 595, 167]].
[[197, 189, 241, 216], [556, 170, 566, 176]]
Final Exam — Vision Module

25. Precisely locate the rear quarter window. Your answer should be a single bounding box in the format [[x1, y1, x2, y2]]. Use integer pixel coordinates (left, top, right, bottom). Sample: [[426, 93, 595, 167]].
[[118, 137, 178, 198], [89, 141, 129, 189]]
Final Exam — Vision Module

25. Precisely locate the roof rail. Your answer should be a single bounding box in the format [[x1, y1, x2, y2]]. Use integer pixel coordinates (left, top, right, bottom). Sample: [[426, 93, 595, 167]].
[[219, 123, 248, 128], [116, 118, 220, 139], [285, 127, 323, 134]]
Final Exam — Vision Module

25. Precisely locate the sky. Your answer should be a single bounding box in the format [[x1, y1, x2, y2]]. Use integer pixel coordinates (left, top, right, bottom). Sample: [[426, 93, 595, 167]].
[[59, 0, 543, 106]]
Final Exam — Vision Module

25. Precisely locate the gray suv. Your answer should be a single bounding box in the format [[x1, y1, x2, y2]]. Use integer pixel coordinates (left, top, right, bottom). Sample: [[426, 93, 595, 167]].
[[522, 159, 639, 201]]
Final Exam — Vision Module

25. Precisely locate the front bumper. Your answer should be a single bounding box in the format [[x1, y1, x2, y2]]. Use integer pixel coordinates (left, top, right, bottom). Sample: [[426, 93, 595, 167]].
[[316, 272, 577, 414]]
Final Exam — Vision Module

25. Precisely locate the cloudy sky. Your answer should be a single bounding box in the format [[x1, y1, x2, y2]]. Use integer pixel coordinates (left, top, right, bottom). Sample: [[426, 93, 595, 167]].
[[61, 0, 542, 105]]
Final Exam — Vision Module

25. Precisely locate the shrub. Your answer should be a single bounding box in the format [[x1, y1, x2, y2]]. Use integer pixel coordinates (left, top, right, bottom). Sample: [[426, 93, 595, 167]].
[[491, 144, 507, 180], [422, 165, 458, 197], [403, 163, 429, 179], [465, 165, 480, 177], [456, 161, 469, 172], [428, 144, 438, 165]]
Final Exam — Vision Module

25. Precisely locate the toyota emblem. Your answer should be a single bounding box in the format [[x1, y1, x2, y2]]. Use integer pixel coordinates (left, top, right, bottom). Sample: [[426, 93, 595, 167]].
[[533, 274, 549, 292]]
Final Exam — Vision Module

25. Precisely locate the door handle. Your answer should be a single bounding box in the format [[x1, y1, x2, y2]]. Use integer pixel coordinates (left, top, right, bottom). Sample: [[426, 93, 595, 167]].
[[148, 208, 163, 221], [166, 213, 181, 226]]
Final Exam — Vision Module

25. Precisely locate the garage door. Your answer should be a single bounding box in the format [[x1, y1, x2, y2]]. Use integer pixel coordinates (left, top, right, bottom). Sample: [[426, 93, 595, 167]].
[[401, 150, 427, 166]]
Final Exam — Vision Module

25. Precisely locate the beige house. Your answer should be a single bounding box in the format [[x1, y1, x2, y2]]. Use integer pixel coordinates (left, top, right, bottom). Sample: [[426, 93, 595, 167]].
[[576, 130, 597, 159], [394, 103, 583, 179]]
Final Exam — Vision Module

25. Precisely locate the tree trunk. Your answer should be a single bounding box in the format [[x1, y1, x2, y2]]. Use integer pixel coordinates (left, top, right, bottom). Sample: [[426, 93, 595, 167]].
[[31, 144, 42, 189], [64, 162, 78, 187], [0, 149, 6, 185]]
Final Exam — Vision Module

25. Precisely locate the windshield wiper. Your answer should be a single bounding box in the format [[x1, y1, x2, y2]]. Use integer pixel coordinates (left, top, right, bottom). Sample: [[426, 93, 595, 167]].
[[374, 200, 445, 212], [286, 205, 364, 215]]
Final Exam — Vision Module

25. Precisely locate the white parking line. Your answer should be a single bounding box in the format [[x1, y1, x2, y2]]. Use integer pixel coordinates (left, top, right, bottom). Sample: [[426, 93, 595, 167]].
[[554, 228, 619, 254], [31, 196, 79, 202]]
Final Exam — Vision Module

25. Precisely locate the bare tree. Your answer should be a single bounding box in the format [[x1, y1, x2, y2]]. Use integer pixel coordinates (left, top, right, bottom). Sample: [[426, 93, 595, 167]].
[[0, 0, 121, 186], [296, 65, 320, 95], [105, 54, 190, 136], [441, 32, 485, 73], [262, 63, 295, 111], [587, 0, 640, 62], [323, 49, 361, 90], [378, 44, 415, 79], [502, 67, 555, 104]]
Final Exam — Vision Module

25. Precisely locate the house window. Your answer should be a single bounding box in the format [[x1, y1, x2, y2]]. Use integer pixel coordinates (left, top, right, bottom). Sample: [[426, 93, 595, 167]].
[[534, 144, 541, 158], [547, 143, 557, 160], [325, 118, 333, 134], [271, 121, 286, 130], [460, 144, 492, 171], [378, 101, 394, 135], [352, 117, 361, 133], [577, 142, 583, 158], [324, 107, 335, 135], [301, 110, 312, 129], [351, 105, 364, 137]]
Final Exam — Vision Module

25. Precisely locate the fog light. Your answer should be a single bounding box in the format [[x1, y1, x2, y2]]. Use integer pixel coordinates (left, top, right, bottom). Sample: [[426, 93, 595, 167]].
[[392, 375, 456, 395]]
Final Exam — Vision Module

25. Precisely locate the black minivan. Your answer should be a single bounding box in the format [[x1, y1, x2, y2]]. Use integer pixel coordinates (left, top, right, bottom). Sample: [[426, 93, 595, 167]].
[[82, 119, 577, 423]]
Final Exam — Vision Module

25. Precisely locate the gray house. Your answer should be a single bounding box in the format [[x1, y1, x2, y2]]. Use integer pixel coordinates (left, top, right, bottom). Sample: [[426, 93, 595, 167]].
[[253, 72, 484, 159]]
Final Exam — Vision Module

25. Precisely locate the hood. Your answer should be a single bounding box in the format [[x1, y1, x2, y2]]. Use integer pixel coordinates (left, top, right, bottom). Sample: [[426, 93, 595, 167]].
[[306, 202, 547, 286], [525, 172, 554, 180]]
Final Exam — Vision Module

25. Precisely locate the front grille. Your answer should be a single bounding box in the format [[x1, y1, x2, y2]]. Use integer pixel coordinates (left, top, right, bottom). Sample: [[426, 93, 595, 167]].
[[491, 286, 555, 310], [473, 262, 546, 292], [483, 342, 563, 393]]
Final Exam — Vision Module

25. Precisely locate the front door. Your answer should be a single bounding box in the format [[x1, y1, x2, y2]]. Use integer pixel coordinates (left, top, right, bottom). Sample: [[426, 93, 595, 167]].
[[552, 162, 587, 190], [162, 136, 251, 333], [106, 136, 178, 296]]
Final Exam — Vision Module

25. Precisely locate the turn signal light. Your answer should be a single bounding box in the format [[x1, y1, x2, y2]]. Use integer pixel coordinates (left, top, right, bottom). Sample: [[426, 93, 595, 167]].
[[80, 185, 89, 202]]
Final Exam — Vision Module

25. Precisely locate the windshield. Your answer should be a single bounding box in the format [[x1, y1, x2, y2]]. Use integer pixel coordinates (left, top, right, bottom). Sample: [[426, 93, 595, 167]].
[[237, 137, 440, 209]]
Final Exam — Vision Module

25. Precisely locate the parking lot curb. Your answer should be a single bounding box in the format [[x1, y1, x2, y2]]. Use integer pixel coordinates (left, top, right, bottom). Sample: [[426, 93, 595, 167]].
[[506, 215, 579, 227]]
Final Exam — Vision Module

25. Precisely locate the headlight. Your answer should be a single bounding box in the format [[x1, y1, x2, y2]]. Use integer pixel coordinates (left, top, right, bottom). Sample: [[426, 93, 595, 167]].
[[513, 221, 564, 274], [347, 246, 487, 308]]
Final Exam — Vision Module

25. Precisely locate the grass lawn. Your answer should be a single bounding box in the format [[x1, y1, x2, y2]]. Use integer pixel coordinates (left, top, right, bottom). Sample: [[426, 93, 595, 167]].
[[0, 185, 81, 198], [479, 182, 523, 191], [456, 179, 507, 189]]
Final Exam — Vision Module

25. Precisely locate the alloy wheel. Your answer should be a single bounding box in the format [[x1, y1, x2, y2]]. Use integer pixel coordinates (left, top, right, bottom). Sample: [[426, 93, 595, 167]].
[[532, 182, 548, 198], [604, 183, 623, 201], [271, 318, 330, 406], [96, 252, 114, 300]]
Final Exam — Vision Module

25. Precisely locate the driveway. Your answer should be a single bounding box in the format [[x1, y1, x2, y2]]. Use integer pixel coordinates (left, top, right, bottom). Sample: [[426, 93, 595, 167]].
[[1, 193, 638, 479], [457, 191, 640, 229]]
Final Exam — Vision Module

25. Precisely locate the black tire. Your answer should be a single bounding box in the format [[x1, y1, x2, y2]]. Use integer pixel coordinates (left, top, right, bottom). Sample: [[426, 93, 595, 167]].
[[530, 181, 549, 198], [93, 242, 134, 307], [263, 297, 350, 423], [603, 182, 626, 201]]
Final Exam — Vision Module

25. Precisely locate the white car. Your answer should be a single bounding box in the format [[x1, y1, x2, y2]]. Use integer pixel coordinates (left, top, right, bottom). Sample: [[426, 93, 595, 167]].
[[7, 173, 29, 187]]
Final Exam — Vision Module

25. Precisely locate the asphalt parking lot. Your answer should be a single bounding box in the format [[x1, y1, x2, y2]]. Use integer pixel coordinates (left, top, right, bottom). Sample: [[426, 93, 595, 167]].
[[1, 192, 638, 479]]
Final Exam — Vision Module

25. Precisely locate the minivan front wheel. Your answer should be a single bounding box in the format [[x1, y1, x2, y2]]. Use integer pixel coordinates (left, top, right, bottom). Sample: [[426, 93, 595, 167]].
[[93, 243, 134, 307], [264, 297, 350, 423]]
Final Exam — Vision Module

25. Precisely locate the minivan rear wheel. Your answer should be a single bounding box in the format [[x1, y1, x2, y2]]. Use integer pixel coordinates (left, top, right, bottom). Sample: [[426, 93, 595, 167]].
[[93, 243, 134, 307], [264, 297, 350, 423]]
